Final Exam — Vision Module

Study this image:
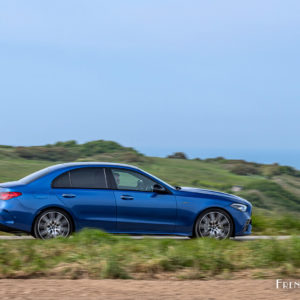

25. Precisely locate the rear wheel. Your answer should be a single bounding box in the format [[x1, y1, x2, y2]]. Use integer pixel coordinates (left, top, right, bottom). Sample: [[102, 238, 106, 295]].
[[33, 209, 73, 239], [194, 208, 233, 239]]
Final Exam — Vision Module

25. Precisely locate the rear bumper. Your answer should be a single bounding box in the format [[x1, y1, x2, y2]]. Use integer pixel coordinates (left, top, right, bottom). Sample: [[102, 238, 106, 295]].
[[0, 223, 26, 234], [0, 198, 33, 233]]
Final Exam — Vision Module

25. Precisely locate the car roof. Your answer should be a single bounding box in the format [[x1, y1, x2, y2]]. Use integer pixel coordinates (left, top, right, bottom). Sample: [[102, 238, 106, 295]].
[[51, 162, 140, 170], [18, 162, 145, 185]]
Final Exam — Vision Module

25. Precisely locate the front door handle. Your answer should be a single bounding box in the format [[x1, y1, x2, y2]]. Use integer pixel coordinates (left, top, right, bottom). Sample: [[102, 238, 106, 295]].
[[62, 194, 76, 198], [120, 195, 134, 200]]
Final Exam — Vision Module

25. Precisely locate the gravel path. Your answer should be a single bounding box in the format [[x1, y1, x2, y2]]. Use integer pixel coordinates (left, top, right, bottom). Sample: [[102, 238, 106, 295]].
[[0, 279, 298, 300]]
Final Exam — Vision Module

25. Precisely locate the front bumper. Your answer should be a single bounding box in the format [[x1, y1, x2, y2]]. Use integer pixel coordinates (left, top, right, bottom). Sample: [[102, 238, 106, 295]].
[[226, 203, 252, 236], [240, 218, 252, 235]]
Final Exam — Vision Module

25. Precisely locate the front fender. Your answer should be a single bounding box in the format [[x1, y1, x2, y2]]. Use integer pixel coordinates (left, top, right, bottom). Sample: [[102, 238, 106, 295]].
[[174, 195, 233, 235]]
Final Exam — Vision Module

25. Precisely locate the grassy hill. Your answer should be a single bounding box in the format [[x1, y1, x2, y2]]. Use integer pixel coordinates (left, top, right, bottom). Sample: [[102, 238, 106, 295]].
[[0, 140, 299, 234]]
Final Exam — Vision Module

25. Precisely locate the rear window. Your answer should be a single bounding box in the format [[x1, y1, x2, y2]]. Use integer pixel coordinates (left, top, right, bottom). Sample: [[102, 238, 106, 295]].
[[52, 167, 107, 189]]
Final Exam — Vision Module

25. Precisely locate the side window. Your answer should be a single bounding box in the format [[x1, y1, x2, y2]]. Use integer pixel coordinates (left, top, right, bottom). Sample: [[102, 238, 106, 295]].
[[70, 168, 107, 189], [52, 167, 107, 189], [111, 168, 157, 192], [52, 172, 71, 188]]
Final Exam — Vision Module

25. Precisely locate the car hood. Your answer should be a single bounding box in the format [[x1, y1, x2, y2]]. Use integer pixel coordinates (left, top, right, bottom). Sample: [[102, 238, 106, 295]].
[[179, 186, 251, 206]]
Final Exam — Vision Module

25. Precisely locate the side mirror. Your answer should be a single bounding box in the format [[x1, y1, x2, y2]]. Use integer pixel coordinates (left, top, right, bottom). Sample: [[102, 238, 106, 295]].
[[153, 184, 167, 194]]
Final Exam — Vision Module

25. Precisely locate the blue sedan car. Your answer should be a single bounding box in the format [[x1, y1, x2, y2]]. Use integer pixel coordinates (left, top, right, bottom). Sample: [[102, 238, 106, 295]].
[[0, 162, 252, 239]]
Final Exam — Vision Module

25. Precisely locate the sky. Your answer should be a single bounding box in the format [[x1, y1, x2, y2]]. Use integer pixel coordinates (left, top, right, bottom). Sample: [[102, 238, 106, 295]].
[[0, 1, 300, 168]]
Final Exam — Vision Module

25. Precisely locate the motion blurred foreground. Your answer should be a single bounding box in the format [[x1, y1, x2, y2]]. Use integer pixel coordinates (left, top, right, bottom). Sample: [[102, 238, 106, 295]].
[[0, 230, 299, 279]]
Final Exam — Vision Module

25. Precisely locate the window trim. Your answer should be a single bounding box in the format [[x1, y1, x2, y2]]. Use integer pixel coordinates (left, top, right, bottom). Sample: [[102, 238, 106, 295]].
[[107, 167, 172, 194], [51, 167, 109, 190]]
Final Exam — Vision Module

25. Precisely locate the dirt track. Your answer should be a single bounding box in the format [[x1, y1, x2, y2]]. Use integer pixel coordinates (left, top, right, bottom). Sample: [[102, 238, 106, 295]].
[[0, 279, 299, 300]]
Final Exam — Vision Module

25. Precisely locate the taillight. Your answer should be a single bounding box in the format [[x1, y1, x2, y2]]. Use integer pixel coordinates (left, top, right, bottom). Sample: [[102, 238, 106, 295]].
[[0, 192, 22, 200]]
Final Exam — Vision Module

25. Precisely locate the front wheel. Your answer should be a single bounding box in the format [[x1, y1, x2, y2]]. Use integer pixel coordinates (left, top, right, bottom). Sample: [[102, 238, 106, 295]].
[[33, 209, 73, 239], [194, 209, 233, 239]]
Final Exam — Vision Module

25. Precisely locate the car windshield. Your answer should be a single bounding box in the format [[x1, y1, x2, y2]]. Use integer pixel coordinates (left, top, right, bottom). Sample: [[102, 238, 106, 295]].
[[19, 165, 57, 184]]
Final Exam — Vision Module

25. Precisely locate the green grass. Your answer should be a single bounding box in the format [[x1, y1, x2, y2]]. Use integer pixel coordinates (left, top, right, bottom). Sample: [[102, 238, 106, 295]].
[[252, 214, 300, 235], [0, 158, 53, 183], [0, 155, 264, 191], [0, 141, 300, 235], [0, 230, 299, 279]]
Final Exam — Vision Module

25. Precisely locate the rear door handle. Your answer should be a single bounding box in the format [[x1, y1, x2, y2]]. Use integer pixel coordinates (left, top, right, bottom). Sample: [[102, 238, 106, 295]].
[[62, 194, 76, 198], [120, 195, 134, 200]]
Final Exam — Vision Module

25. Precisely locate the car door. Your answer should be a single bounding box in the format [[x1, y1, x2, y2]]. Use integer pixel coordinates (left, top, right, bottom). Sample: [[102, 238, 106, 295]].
[[53, 167, 116, 232], [109, 168, 176, 233]]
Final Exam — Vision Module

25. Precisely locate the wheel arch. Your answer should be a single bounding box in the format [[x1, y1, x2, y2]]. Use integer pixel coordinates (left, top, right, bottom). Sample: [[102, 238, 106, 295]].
[[192, 206, 235, 237], [31, 206, 76, 236]]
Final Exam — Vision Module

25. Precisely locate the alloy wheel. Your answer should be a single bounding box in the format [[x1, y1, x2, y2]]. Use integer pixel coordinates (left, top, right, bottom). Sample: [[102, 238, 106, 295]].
[[197, 211, 231, 239], [36, 211, 71, 239]]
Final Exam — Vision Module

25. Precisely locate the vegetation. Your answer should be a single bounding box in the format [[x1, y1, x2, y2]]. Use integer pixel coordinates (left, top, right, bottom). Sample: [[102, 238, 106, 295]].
[[167, 152, 188, 159], [252, 214, 300, 235], [0, 140, 300, 235], [230, 164, 260, 176], [11, 140, 143, 162], [222, 159, 300, 178], [0, 141, 299, 280], [0, 230, 299, 279]]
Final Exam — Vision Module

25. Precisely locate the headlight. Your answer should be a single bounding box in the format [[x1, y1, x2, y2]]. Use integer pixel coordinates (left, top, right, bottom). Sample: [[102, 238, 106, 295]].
[[231, 203, 247, 212]]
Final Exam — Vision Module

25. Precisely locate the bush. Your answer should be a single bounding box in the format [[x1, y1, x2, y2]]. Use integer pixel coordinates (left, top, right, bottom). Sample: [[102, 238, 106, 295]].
[[261, 164, 282, 178], [79, 140, 128, 156], [204, 157, 226, 163], [167, 152, 188, 159], [54, 140, 78, 148], [278, 166, 300, 177], [193, 158, 202, 161], [118, 152, 146, 163], [230, 164, 260, 176], [14, 140, 143, 162], [245, 181, 300, 211], [261, 164, 300, 178], [15, 147, 79, 162]]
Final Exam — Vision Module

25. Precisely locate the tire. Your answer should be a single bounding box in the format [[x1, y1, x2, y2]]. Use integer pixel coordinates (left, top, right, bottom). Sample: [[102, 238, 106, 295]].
[[194, 208, 233, 239], [33, 208, 73, 239]]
